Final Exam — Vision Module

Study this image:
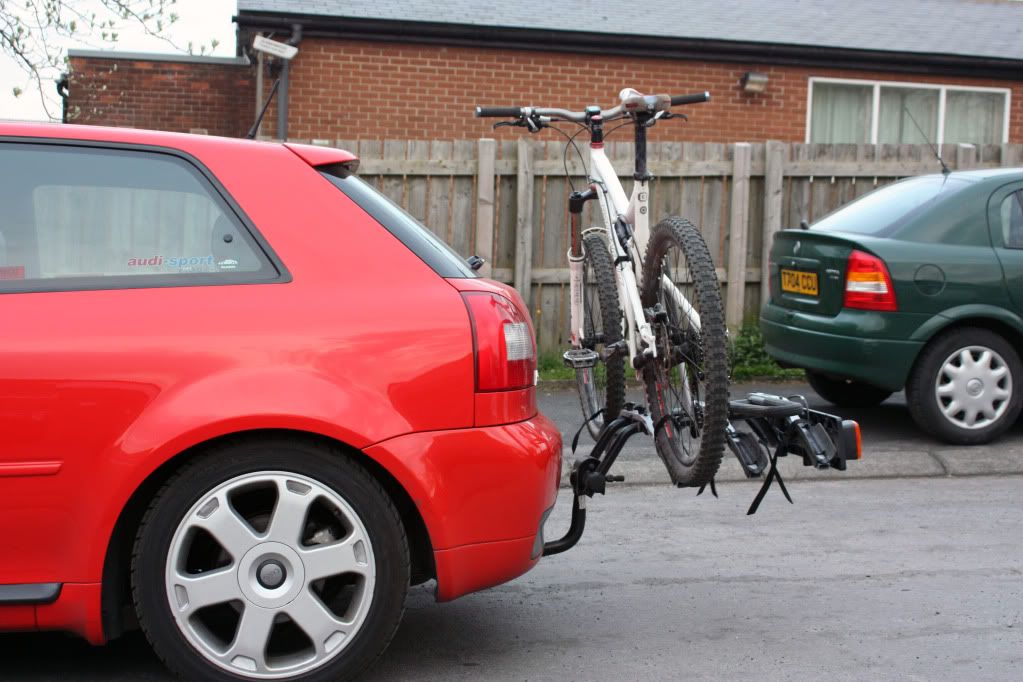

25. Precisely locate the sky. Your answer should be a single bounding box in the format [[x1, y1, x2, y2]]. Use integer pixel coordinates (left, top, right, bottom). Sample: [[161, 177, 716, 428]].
[[0, 0, 238, 121]]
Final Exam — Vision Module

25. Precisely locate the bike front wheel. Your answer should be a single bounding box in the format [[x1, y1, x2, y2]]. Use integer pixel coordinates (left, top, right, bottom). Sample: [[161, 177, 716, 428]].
[[576, 232, 626, 439], [641, 217, 730, 487]]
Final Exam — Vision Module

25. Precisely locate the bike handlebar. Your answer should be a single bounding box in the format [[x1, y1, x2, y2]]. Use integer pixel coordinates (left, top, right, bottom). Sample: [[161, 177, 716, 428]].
[[670, 91, 712, 106], [475, 106, 524, 118], [474, 91, 711, 123]]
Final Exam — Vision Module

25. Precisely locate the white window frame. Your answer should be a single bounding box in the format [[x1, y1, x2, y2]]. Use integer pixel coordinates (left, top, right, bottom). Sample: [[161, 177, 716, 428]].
[[805, 76, 1011, 145]]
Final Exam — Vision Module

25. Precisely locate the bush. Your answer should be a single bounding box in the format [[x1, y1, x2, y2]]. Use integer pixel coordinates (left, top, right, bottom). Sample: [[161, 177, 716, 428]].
[[729, 325, 804, 382]]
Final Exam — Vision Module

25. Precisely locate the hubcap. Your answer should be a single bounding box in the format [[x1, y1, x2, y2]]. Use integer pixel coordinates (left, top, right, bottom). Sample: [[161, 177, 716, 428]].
[[165, 472, 376, 679], [257, 560, 286, 589], [934, 345, 1013, 430]]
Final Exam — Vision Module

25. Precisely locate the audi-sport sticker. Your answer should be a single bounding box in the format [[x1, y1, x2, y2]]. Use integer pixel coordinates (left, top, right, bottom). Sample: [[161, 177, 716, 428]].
[[127, 255, 215, 269]]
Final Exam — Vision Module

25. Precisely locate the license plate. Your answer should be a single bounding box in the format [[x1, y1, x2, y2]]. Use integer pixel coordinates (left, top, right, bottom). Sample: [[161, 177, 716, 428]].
[[780, 269, 819, 296]]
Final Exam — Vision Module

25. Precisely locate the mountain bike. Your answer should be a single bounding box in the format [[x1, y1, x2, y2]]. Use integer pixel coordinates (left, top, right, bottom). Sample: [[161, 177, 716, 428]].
[[476, 89, 728, 487]]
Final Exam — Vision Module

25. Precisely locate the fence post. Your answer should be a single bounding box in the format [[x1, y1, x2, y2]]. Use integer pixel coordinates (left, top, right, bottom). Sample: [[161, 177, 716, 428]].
[[1002, 143, 1019, 168], [725, 142, 752, 332], [761, 140, 785, 311], [475, 138, 496, 278], [514, 137, 535, 298], [956, 143, 976, 170]]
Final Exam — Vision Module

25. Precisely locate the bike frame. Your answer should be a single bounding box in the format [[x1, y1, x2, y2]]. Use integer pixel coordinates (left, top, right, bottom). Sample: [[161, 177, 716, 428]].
[[568, 116, 701, 371], [589, 148, 655, 362]]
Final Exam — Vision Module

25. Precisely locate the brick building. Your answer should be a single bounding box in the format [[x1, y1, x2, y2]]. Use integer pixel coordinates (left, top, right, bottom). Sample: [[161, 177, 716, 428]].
[[68, 0, 1023, 144]]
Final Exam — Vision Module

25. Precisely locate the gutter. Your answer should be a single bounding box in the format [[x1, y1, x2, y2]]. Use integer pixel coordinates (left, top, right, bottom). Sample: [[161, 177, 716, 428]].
[[234, 12, 1023, 81]]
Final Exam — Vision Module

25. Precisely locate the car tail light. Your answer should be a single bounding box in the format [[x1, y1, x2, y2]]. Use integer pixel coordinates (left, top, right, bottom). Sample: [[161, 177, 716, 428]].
[[843, 250, 897, 312], [462, 292, 536, 391]]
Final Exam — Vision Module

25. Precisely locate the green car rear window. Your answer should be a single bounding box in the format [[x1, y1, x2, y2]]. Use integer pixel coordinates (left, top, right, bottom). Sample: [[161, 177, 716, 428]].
[[811, 175, 970, 236]]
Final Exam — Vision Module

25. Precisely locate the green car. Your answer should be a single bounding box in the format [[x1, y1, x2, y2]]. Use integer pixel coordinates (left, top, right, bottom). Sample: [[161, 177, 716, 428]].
[[761, 168, 1023, 445]]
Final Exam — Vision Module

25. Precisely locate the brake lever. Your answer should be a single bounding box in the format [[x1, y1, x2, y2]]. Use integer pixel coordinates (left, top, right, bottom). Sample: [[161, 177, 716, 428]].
[[493, 115, 548, 133], [660, 112, 688, 122]]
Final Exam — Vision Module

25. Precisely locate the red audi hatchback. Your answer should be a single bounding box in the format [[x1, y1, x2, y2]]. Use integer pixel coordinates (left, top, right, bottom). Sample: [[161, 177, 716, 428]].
[[0, 122, 562, 680]]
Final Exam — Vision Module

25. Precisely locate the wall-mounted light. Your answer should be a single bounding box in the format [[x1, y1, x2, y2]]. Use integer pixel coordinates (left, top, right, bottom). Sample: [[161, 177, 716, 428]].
[[740, 71, 768, 93]]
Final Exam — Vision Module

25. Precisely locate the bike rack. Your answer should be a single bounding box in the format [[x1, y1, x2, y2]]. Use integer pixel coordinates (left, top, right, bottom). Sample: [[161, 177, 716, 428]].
[[542, 396, 862, 556]]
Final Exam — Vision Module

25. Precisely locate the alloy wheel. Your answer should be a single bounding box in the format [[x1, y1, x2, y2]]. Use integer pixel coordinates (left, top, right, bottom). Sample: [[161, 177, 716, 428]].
[[164, 471, 376, 679]]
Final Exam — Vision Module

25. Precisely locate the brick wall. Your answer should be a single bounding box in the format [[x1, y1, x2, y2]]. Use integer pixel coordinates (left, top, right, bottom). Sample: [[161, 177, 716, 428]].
[[285, 39, 1023, 143], [67, 55, 254, 138], [68, 40, 1023, 145]]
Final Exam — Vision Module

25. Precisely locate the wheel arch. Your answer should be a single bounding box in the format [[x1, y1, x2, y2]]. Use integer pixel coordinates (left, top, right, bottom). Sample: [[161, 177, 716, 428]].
[[910, 306, 1023, 346], [907, 312, 1023, 384], [100, 428, 435, 641]]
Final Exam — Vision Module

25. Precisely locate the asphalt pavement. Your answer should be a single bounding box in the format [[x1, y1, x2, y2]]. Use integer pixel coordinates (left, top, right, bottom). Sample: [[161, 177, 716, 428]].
[[5, 477, 1022, 680]]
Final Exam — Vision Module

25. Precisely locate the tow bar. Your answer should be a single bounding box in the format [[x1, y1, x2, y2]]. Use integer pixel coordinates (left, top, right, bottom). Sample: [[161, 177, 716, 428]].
[[542, 395, 861, 557]]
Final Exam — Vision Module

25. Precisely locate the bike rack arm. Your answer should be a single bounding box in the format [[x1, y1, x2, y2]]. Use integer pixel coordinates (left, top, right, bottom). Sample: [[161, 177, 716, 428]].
[[543, 405, 650, 557], [542, 495, 586, 557]]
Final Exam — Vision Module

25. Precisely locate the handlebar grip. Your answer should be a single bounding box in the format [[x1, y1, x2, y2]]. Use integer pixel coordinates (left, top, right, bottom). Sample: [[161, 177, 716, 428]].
[[670, 92, 711, 106], [475, 106, 523, 118]]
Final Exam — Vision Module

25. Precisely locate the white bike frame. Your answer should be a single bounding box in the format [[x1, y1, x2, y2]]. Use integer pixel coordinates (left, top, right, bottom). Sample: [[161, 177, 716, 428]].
[[568, 114, 701, 372]]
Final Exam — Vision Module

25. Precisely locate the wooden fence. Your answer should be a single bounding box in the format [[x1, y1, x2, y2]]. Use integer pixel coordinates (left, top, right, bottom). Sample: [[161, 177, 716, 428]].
[[299, 138, 1022, 353]]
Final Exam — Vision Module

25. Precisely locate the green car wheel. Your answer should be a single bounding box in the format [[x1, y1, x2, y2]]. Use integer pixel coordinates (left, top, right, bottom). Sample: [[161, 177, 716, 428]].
[[906, 328, 1023, 445]]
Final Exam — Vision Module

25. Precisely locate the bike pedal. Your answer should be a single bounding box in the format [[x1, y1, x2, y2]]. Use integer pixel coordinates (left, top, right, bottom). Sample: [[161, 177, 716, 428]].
[[605, 474, 625, 483], [563, 348, 599, 369]]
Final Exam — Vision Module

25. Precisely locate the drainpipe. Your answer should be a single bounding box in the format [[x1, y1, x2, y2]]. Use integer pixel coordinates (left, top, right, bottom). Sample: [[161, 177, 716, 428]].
[[56, 73, 69, 123], [276, 23, 303, 140]]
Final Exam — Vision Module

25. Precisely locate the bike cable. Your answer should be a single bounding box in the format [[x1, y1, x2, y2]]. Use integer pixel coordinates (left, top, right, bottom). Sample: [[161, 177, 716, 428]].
[[546, 123, 588, 192]]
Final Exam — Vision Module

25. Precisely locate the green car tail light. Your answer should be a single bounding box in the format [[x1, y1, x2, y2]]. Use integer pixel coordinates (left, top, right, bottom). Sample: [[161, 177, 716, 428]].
[[844, 250, 897, 312]]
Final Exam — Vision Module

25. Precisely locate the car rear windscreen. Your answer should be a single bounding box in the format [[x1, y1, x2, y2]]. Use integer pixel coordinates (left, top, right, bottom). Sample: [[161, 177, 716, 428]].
[[320, 171, 477, 279], [811, 175, 970, 236]]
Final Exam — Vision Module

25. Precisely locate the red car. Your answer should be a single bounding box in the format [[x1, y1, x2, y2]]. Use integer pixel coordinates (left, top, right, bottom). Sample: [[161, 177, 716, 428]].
[[0, 122, 562, 680]]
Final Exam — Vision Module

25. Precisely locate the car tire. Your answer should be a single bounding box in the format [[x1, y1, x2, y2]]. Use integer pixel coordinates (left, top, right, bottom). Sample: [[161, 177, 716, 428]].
[[805, 371, 893, 408], [131, 438, 410, 681], [906, 328, 1022, 445]]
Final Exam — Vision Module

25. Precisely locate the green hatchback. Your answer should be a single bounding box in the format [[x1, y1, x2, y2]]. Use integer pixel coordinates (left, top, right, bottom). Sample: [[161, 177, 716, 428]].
[[761, 168, 1023, 445]]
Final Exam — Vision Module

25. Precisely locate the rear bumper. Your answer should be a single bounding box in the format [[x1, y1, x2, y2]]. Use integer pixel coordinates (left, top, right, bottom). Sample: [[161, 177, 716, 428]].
[[760, 307, 922, 391], [363, 412, 562, 602]]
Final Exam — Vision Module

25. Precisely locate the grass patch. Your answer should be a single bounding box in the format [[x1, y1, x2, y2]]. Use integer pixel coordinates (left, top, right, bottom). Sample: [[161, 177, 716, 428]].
[[537, 351, 577, 383], [538, 325, 803, 384]]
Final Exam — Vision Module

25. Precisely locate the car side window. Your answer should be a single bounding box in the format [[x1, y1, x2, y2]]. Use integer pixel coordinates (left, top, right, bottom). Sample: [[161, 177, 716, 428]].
[[1001, 191, 1023, 249], [0, 143, 279, 292]]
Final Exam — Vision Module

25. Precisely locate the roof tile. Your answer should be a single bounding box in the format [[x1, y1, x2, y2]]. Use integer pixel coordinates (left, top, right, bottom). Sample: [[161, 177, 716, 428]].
[[237, 0, 1023, 61]]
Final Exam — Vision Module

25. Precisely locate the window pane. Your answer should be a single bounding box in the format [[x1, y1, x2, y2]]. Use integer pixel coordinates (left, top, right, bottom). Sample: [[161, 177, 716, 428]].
[[1002, 191, 1023, 249], [944, 91, 1005, 144], [812, 175, 969, 236], [810, 83, 872, 144], [0, 144, 275, 289], [319, 172, 477, 278], [878, 87, 939, 144]]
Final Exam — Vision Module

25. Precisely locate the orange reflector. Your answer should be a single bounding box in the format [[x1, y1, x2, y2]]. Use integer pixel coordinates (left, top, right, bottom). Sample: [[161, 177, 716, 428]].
[[853, 421, 862, 459]]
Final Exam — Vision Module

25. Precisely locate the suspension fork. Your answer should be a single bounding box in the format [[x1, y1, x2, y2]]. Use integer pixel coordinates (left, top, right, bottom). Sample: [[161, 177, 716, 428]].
[[568, 187, 597, 348]]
